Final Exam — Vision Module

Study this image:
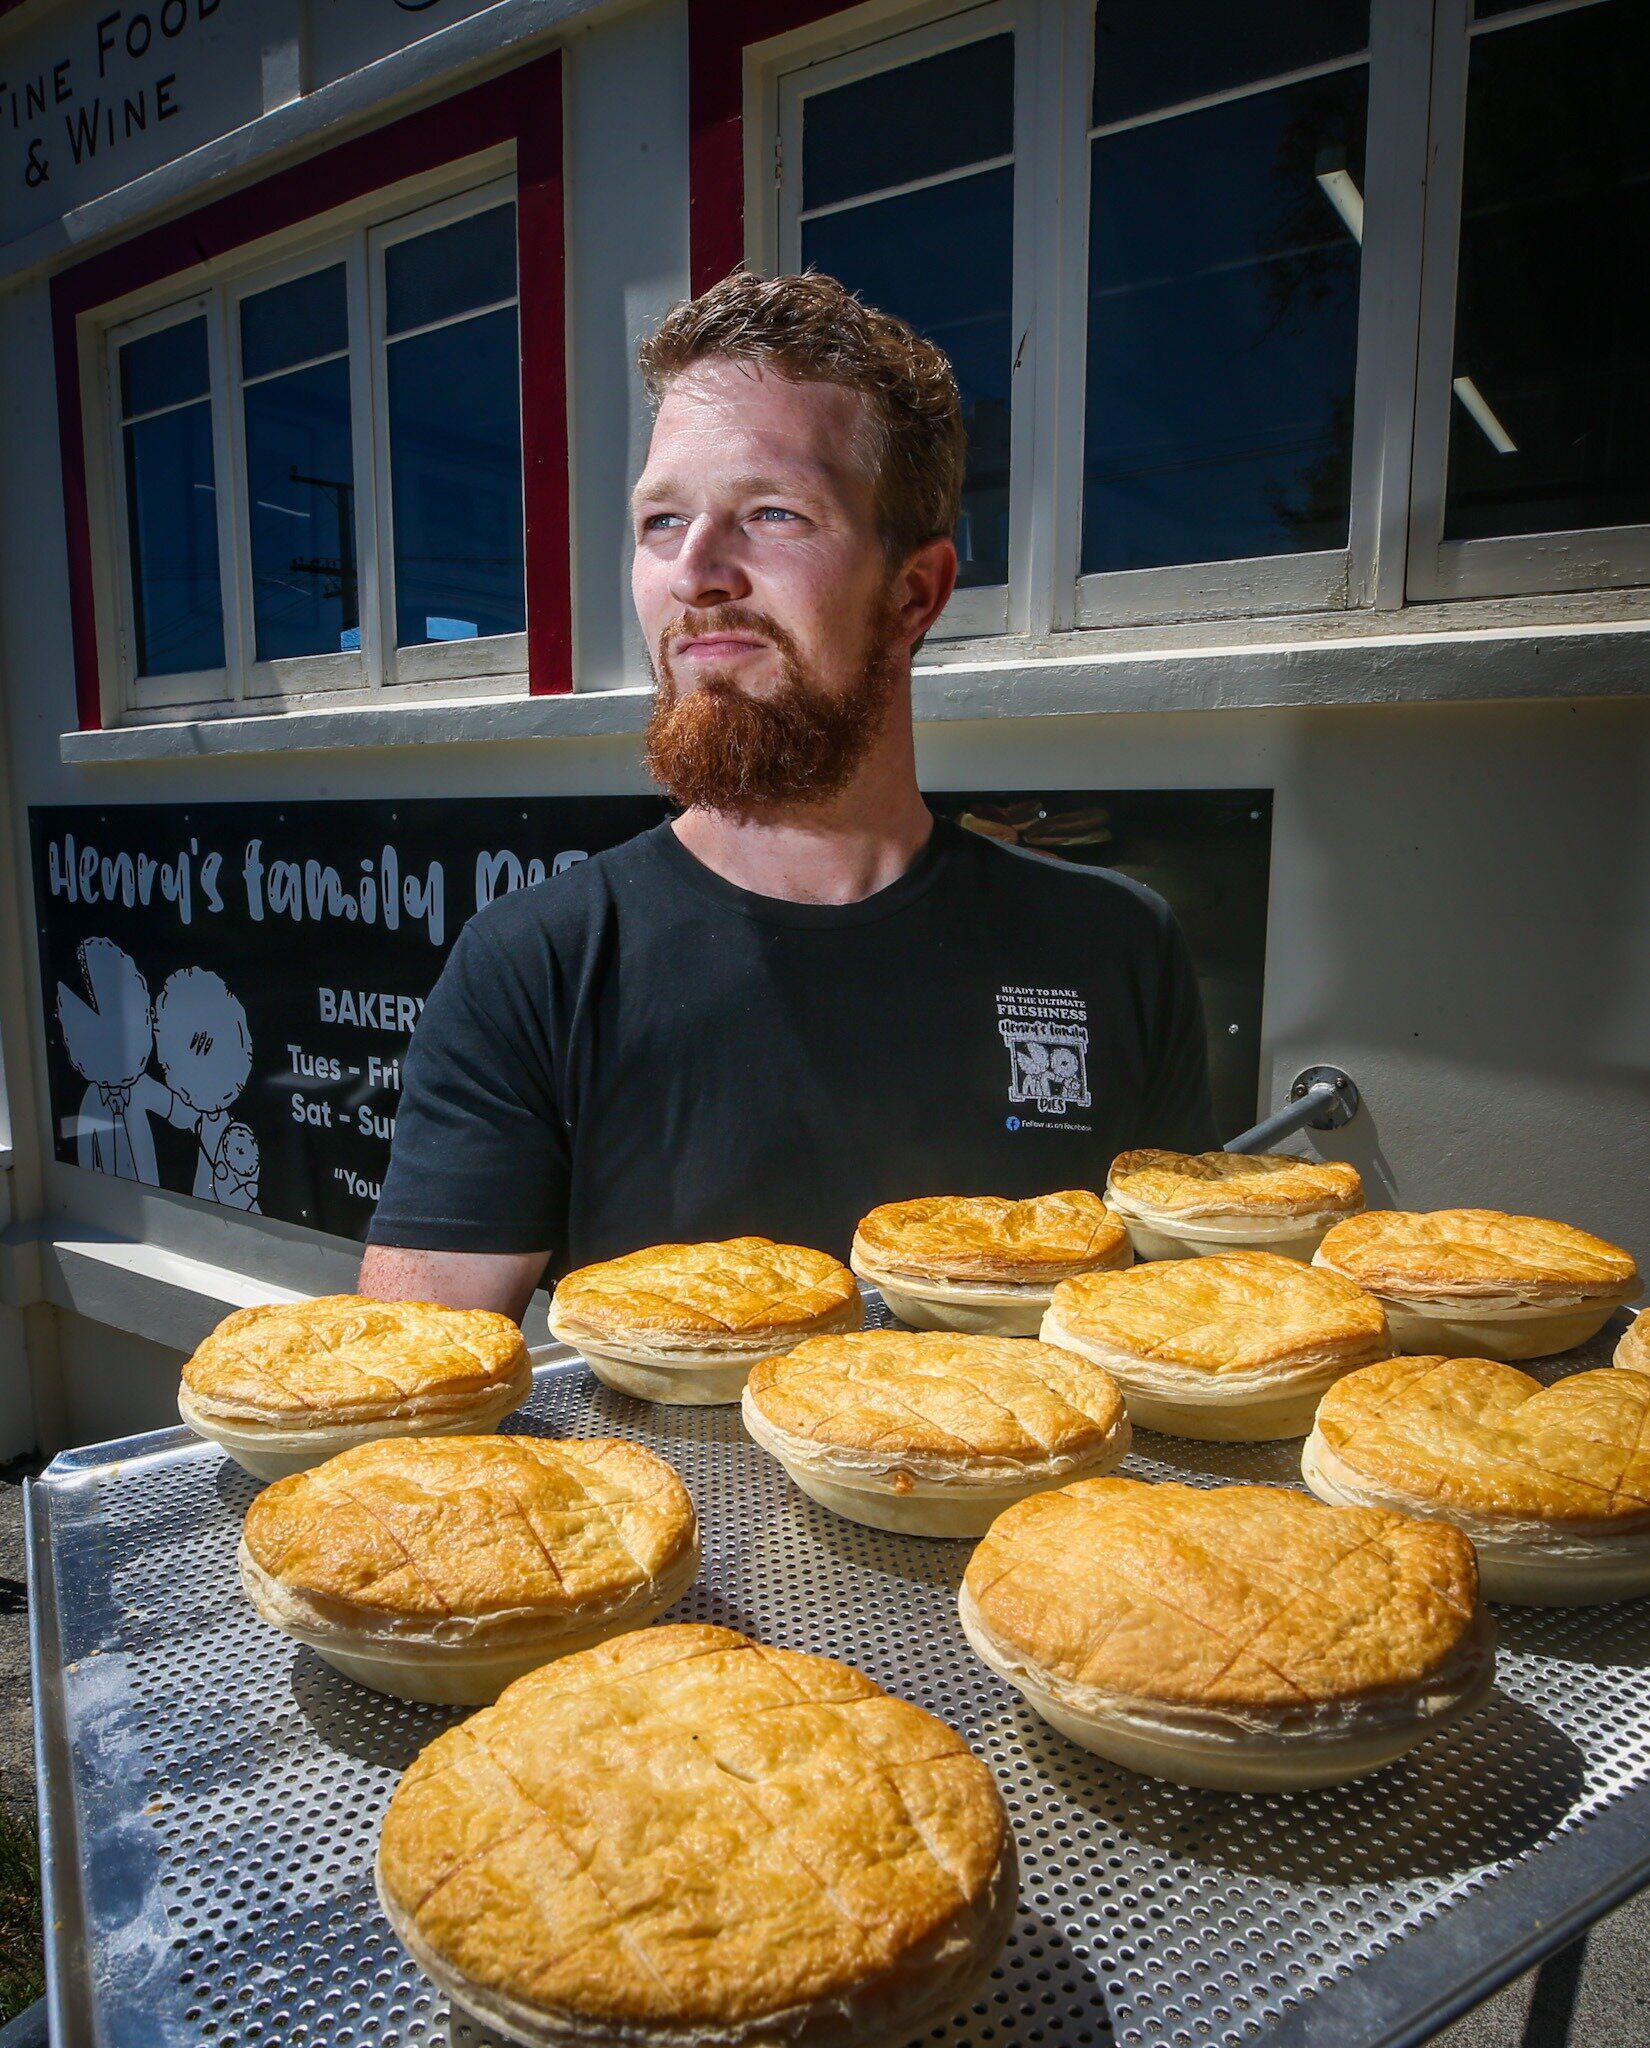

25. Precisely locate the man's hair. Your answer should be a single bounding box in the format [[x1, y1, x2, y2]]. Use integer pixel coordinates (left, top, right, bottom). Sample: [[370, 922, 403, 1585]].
[[636, 270, 966, 565]]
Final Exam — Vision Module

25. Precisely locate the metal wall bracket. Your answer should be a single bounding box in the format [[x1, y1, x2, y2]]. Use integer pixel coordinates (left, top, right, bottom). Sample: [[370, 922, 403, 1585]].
[[1226, 1065, 1362, 1155]]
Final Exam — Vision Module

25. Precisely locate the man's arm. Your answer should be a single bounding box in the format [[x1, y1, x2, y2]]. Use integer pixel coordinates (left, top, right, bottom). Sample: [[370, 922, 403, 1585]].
[[359, 1244, 549, 1325]]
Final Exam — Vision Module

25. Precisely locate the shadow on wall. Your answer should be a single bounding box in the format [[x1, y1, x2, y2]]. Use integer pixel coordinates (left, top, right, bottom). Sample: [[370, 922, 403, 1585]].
[[1266, 698, 1650, 1239]]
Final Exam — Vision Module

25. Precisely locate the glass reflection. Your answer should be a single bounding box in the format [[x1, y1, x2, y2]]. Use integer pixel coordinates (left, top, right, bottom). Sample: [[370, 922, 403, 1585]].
[[243, 356, 358, 661], [804, 166, 1015, 590], [240, 265, 348, 381], [1445, 2, 1650, 541], [119, 313, 223, 678], [387, 305, 525, 646], [1092, 0, 1368, 126], [803, 36, 1013, 211], [1082, 67, 1367, 575], [123, 400, 225, 677], [385, 203, 517, 338]]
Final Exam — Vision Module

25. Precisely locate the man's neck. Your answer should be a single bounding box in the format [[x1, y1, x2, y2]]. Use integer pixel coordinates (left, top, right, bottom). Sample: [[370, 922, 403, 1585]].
[[671, 703, 934, 906]]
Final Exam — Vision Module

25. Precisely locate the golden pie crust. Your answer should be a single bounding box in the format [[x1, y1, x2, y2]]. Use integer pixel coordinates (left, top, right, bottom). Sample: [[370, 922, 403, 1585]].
[[960, 1477, 1492, 1788], [1314, 1211, 1639, 1363], [852, 1192, 1129, 1285], [549, 1239, 862, 1405], [743, 1330, 1129, 1535], [551, 1239, 858, 1343], [1618, 1314, 1650, 1374], [240, 1434, 700, 1699], [1041, 1251, 1390, 1440], [1315, 1210, 1638, 1303], [1303, 1356, 1650, 1604], [178, 1296, 532, 1478], [376, 1623, 1017, 2048], [1106, 1150, 1364, 1220]]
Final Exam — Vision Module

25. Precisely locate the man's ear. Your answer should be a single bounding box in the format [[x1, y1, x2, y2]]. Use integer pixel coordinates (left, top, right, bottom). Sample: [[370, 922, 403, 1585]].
[[895, 537, 959, 654]]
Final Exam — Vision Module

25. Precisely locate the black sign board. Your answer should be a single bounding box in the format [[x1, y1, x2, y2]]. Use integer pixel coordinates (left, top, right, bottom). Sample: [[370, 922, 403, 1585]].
[[30, 792, 1270, 1241]]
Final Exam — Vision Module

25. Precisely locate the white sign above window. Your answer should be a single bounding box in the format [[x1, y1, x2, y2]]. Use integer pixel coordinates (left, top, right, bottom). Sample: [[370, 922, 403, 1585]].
[[0, 0, 501, 253]]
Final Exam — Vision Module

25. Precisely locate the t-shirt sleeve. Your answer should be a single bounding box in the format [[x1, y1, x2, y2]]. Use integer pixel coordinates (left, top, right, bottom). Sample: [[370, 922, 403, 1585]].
[[366, 917, 568, 1257], [1136, 907, 1221, 1152]]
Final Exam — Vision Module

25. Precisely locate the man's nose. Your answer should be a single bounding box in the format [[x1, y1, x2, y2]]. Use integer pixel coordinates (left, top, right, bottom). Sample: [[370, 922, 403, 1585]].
[[668, 515, 752, 609]]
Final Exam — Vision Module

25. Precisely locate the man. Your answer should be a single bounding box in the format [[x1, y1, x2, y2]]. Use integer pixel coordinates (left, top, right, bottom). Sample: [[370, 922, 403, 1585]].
[[361, 271, 1215, 1322]]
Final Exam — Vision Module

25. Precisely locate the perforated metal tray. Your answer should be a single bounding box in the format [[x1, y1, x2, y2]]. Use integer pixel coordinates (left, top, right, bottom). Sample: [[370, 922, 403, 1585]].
[[28, 1311, 1650, 2048]]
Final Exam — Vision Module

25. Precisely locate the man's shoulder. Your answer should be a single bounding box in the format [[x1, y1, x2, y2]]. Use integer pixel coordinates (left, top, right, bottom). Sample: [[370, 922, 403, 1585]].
[[946, 821, 1174, 934]]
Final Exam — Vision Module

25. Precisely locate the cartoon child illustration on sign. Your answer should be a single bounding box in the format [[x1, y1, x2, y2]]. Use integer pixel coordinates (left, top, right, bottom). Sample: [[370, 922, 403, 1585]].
[[211, 1124, 262, 1212], [153, 967, 257, 1205]]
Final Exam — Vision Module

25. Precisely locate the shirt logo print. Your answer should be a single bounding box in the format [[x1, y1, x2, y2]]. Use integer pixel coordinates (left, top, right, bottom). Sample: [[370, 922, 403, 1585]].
[[996, 985, 1092, 1117]]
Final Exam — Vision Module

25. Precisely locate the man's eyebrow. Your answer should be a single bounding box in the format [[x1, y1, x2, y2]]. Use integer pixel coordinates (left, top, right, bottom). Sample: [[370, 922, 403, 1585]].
[[630, 468, 834, 511]]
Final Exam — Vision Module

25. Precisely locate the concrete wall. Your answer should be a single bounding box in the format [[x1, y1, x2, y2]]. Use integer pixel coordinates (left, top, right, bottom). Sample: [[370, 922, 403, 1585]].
[[1, 0, 1646, 1452]]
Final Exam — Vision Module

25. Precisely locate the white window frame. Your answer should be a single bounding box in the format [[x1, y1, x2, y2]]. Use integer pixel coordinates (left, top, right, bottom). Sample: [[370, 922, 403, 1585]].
[[1407, 0, 1650, 601], [89, 160, 526, 722], [769, 0, 1042, 642], [752, 0, 1437, 637]]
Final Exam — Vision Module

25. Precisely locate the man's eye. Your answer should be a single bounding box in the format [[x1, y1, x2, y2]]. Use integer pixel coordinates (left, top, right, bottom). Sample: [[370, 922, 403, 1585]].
[[753, 507, 798, 523], [642, 512, 684, 531]]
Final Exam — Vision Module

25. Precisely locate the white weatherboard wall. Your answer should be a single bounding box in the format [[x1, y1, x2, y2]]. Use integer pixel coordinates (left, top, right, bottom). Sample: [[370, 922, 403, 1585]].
[[0, 0, 1647, 1452]]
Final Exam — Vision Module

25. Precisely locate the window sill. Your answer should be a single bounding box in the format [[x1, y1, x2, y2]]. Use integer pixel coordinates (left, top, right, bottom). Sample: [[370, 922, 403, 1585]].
[[59, 616, 1650, 765]]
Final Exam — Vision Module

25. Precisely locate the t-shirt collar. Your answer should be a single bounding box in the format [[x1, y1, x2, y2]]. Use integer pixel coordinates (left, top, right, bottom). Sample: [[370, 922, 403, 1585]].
[[647, 813, 957, 928]]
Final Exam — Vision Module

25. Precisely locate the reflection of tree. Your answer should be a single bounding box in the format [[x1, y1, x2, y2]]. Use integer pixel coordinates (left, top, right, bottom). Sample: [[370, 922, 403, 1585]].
[[1267, 385, 1355, 550]]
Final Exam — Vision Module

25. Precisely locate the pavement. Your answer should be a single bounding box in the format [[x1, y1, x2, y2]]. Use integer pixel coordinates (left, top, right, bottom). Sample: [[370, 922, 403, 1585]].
[[0, 1466, 1644, 2045]]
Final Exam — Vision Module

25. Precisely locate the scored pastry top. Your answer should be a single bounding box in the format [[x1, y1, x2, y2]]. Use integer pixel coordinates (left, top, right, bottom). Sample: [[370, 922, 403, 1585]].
[[1617, 1315, 1650, 1374], [745, 1330, 1125, 1465], [963, 1477, 1480, 1709], [1046, 1251, 1390, 1375], [1315, 1209, 1639, 1303], [852, 1191, 1129, 1283], [551, 1238, 858, 1339], [241, 1434, 697, 1625], [181, 1295, 529, 1424], [1106, 1149, 1364, 1220], [376, 1623, 1009, 2034], [1311, 1356, 1650, 1525]]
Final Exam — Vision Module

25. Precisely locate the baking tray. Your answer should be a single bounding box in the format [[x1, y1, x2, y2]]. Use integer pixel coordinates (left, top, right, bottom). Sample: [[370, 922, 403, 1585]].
[[27, 1308, 1650, 2048]]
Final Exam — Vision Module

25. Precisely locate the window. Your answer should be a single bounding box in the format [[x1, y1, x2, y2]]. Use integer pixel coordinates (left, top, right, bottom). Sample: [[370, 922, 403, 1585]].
[[1081, 2, 1370, 585], [777, 9, 1030, 637], [741, 0, 1647, 636], [100, 179, 526, 715], [1411, 0, 1650, 597]]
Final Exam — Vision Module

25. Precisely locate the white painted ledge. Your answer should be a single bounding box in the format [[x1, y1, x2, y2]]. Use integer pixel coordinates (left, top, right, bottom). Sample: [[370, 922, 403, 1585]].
[[58, 619, 1650, 765], [30, 1233, 307, 1355]]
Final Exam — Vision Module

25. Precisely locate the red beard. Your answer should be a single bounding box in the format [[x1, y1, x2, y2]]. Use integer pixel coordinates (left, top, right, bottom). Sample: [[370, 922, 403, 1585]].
[[643, 601, 903, 818]]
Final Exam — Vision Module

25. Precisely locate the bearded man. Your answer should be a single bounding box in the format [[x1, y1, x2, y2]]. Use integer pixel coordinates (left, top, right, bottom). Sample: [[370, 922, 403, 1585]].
[[361, 272, 1215, 1321]]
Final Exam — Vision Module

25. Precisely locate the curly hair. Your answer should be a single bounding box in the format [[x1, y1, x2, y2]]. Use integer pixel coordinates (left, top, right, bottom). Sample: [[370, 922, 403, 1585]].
[[636, 269, 966, 564]]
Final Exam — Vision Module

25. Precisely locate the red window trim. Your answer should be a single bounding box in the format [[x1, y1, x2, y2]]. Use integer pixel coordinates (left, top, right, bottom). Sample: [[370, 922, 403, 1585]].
[[687, 1, 861, 296], [52, 50, 570, 731]]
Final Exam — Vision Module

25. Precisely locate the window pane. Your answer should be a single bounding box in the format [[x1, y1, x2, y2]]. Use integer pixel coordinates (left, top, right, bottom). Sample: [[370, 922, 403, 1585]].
[[385, 203, 517, 338], [803, 166, 1014, 590], [1082, 68, 1367, 576], [1444, 3, 1650, 542], [240, 264, 348, 381], [802, 35, 1014, 211], [119, 315, 210, 419], [243, 357, 359, 661], [123, 400, 224, 676], [1092, 0, 1367, 127], [387, 304, 525, 645]]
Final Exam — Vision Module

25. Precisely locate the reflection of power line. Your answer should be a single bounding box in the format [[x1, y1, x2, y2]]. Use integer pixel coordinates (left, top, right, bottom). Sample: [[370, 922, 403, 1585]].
[[286, 466, 358, 627]]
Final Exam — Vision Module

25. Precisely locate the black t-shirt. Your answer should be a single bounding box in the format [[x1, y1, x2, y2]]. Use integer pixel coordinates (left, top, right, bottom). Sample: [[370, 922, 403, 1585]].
[[368, 817, 1218, 1271]]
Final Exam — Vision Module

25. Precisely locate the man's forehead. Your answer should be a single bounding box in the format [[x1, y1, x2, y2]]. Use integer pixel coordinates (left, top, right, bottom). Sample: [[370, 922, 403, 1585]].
[[634, 361, 874, 504]]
